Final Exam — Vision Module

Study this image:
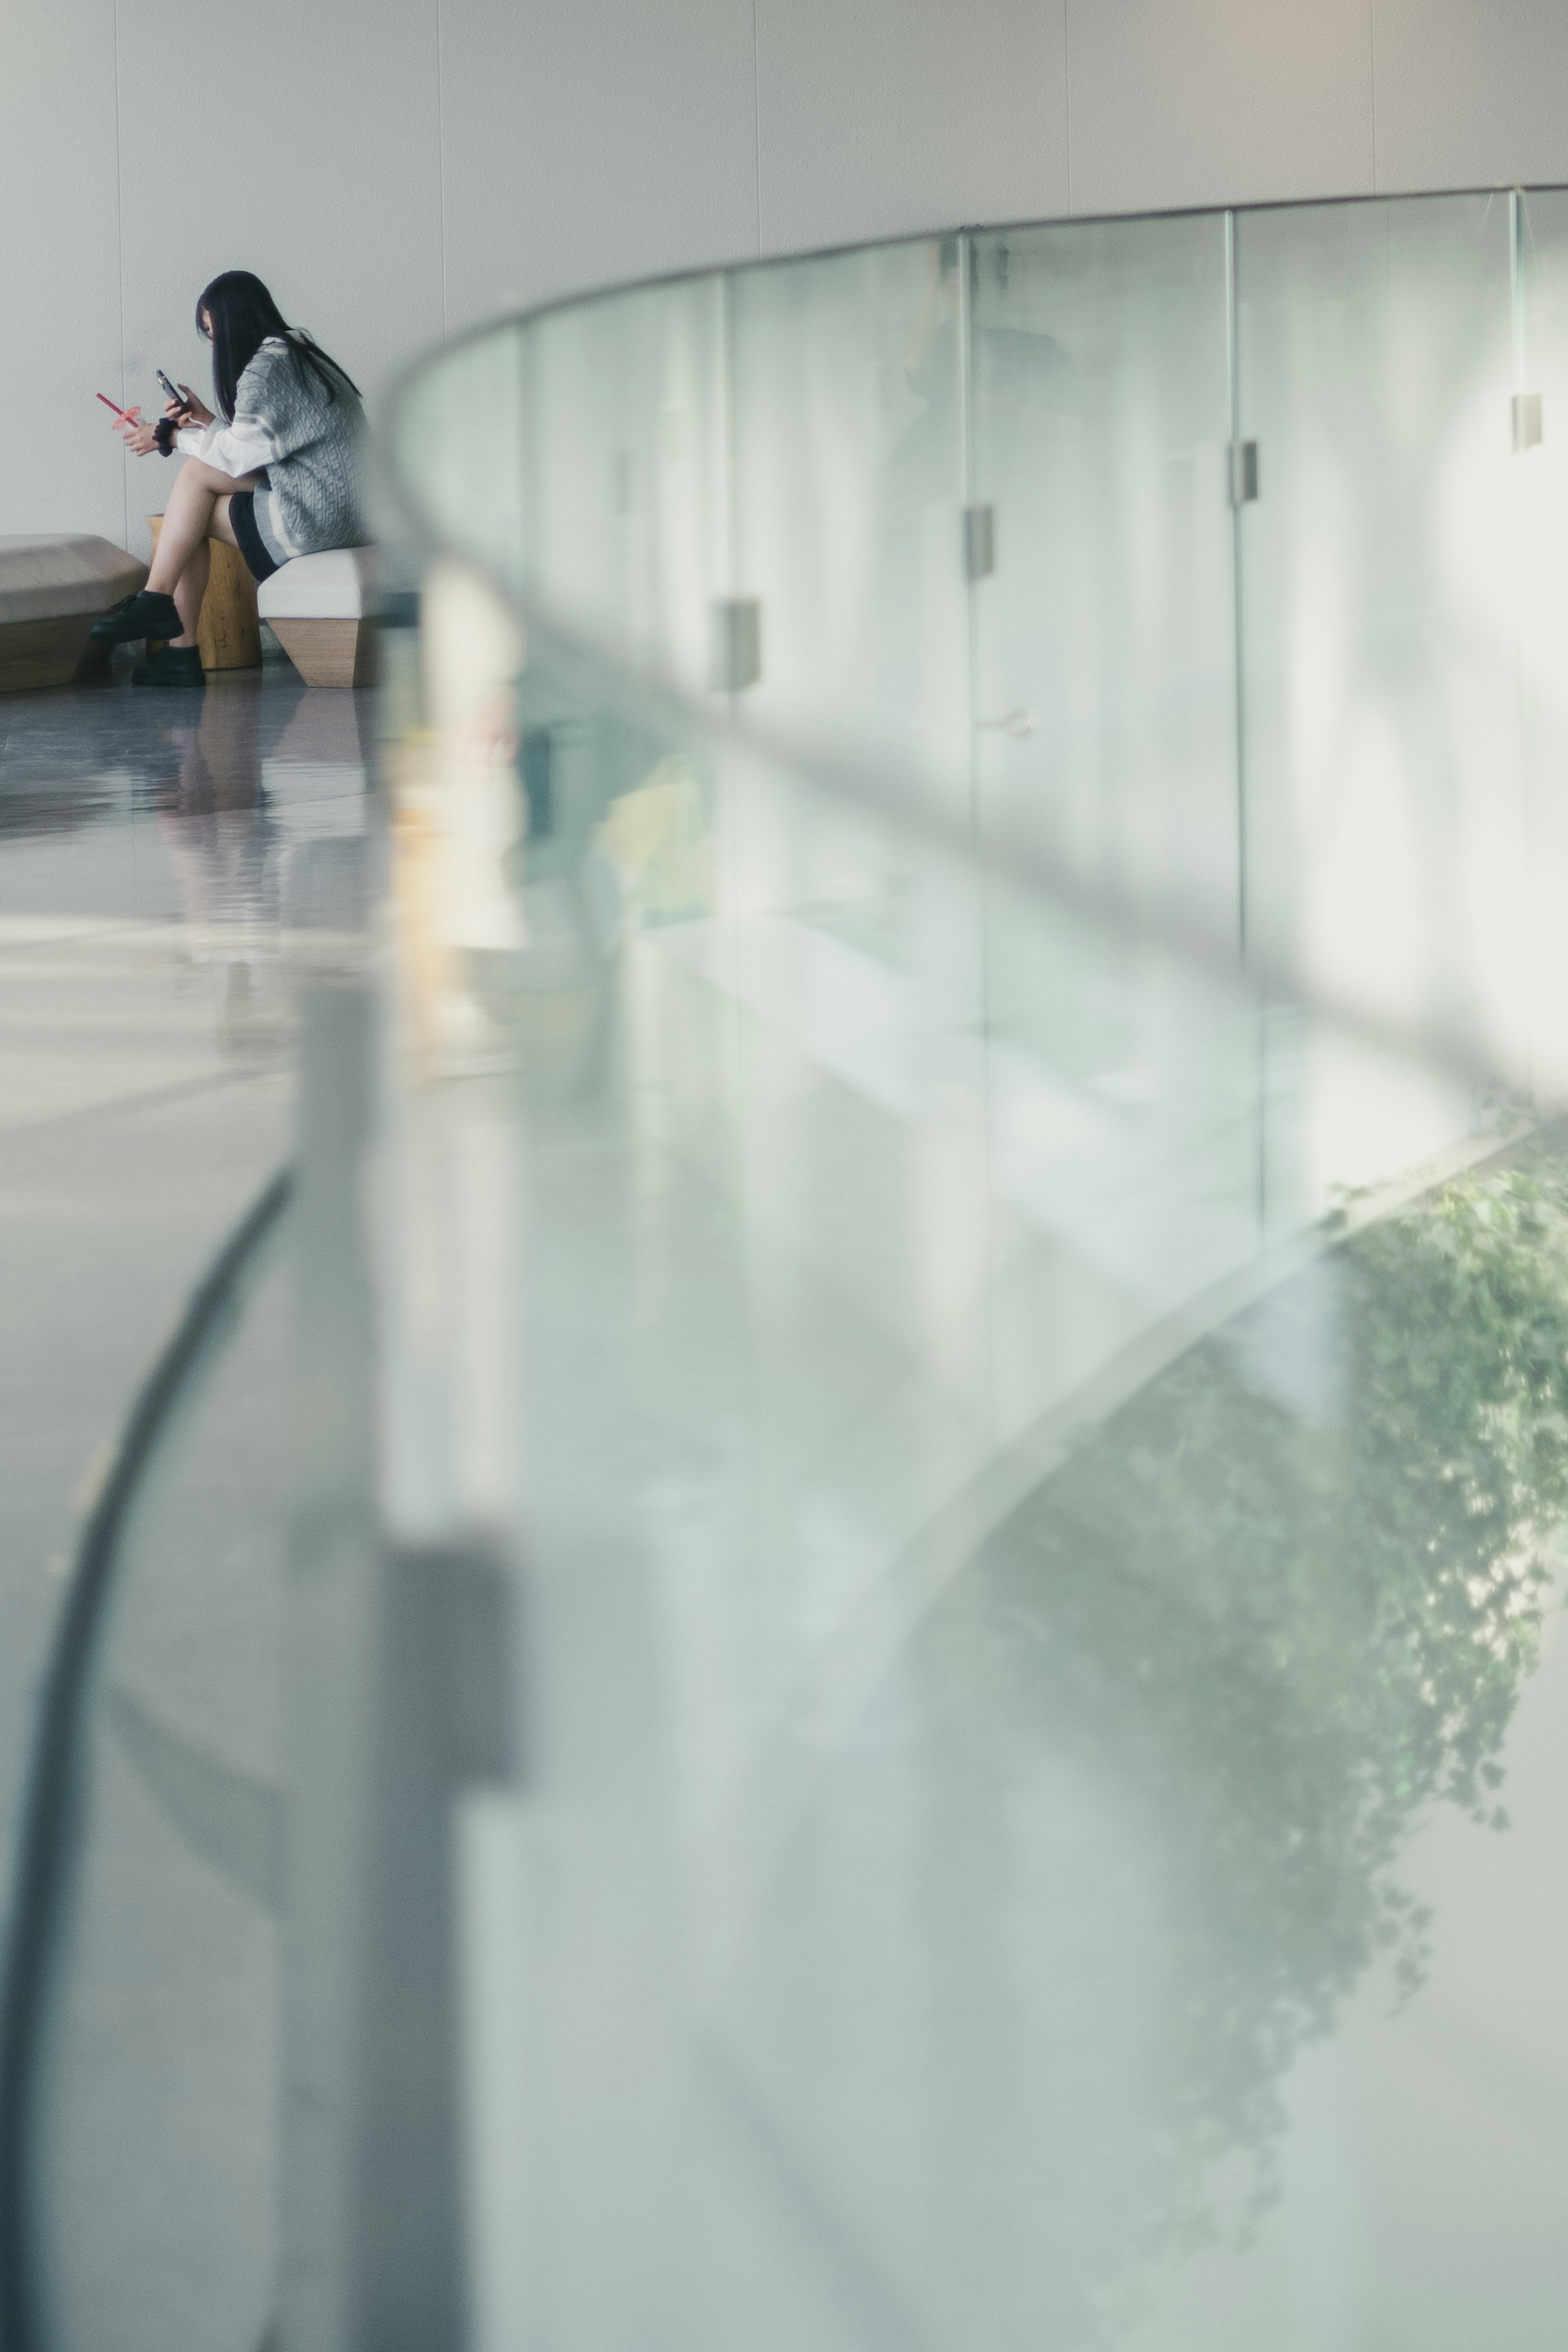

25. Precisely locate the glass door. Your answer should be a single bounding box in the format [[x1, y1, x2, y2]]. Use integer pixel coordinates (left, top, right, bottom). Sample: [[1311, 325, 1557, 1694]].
[[962, 212, 1255, 1446], [1233, 194, 1523, 1234]]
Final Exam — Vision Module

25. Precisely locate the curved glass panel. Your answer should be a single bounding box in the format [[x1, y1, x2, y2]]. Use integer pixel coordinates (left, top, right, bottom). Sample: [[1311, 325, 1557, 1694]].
[[361, 183, 1568, 2352], [368, 183, 1568, 2352]]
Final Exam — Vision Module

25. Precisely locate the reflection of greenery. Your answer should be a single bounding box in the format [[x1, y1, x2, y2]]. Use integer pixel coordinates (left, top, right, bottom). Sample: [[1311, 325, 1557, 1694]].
[[946, 1151, 1568, 2300]]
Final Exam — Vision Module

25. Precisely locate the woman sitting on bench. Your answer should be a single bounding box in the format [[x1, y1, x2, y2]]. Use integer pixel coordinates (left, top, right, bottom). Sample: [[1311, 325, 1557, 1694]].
[[93, 270, 365, 688]]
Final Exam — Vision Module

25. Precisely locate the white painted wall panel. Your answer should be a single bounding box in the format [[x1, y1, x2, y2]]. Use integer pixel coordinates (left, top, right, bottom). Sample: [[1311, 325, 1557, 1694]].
[[111, 0, 446, 559], [1372, 0, 1568, 194], [438, 0, 760, 336], [1065, 0, 1376, 216], [0, 0, 127, 546], [753, 0, 1069, 255]]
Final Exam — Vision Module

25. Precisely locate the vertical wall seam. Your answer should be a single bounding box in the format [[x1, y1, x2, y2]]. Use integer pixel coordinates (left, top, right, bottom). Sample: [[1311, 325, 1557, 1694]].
[[1063, 1, 1075, 215], [111, 0, 129, 549], [1368, 0, 1380, 192], [1224, 211, 1262, 1235], [750, 0, 763, 255], [435, 0, 449, 336]]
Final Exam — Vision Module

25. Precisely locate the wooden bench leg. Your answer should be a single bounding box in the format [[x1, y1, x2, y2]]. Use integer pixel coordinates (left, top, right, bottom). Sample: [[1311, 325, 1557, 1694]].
[[146, 515, 262, 669], [0, 615, 100, 694], [269, 617, 375, 688]]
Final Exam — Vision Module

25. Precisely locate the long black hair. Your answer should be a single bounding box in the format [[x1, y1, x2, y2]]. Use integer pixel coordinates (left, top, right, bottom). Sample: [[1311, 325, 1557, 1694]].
[[196, 271, 360, 423]]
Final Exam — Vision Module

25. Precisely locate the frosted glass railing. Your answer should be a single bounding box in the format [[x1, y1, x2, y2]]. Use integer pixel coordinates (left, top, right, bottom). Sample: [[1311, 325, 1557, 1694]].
[[390, 191, 1568, 1196], [354, 189, 1568, 2351]]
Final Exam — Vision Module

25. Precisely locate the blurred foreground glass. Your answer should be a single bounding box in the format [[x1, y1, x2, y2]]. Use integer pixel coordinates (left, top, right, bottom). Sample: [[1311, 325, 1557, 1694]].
[[363, 189, 1568, 2352], [363, 588, 1566, 2352]]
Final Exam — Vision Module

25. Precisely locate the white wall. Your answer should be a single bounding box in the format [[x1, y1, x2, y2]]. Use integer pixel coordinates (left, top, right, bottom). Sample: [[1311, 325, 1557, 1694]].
[[6, 0, 1568, 559]]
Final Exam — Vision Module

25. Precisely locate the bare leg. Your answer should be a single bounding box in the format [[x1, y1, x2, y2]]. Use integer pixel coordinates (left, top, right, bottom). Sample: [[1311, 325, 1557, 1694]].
[[171, 537, 209, 650], [146, 463, 261, 648]]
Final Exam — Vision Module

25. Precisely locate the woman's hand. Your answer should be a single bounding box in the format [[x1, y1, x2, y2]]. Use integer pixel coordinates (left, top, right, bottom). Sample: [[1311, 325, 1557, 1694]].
[[116, 408, 160, 456], [168, 386, 213, 428]]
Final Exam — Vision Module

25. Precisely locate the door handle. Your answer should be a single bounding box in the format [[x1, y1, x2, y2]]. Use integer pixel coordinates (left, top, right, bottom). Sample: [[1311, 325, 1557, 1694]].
[[976, 708, 1038, 739]]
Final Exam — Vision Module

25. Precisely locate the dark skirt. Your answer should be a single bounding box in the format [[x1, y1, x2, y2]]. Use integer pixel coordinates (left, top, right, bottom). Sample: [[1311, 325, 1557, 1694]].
[[229, 490, 281, 583]]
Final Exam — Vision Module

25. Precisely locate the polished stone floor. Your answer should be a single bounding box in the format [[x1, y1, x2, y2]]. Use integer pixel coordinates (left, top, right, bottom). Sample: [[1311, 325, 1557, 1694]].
[[0, 650, 370, 1875], [0, 650, 376, 2352]]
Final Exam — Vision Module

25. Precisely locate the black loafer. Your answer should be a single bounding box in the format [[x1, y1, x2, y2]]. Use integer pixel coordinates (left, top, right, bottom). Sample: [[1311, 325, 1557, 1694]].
[[131, 644, 205, 690], [90, 588, 184, 644]]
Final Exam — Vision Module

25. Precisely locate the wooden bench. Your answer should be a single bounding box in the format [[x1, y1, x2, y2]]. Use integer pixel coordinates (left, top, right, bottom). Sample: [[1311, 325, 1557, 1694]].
[[0, 535, 147, 693], [258, 547, 376, 686]]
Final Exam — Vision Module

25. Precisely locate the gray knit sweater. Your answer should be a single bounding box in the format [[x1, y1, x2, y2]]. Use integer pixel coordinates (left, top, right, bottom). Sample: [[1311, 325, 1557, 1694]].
[[235, 335, 366, 564]]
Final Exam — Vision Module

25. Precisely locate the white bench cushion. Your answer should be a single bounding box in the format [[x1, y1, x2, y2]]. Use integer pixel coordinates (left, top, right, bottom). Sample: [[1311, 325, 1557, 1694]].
[[0, 535, 145, 626], [257, 546, 375, 622]]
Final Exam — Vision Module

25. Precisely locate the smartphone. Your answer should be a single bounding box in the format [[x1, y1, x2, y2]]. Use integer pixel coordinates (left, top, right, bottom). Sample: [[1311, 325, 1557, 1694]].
[[156, 369, 194, 414]]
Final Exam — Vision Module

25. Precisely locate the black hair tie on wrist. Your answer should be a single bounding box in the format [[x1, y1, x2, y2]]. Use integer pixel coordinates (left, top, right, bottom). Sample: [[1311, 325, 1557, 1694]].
[[153, 417, 176, 455]]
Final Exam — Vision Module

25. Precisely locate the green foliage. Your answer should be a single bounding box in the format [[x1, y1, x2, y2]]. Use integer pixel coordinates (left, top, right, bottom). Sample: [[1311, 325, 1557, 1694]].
[[941, 1149, 1568, 2289]]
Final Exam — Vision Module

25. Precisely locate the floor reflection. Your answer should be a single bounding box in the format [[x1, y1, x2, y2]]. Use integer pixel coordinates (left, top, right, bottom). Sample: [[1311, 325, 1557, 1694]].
[[0, 658, 371, 1069]]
